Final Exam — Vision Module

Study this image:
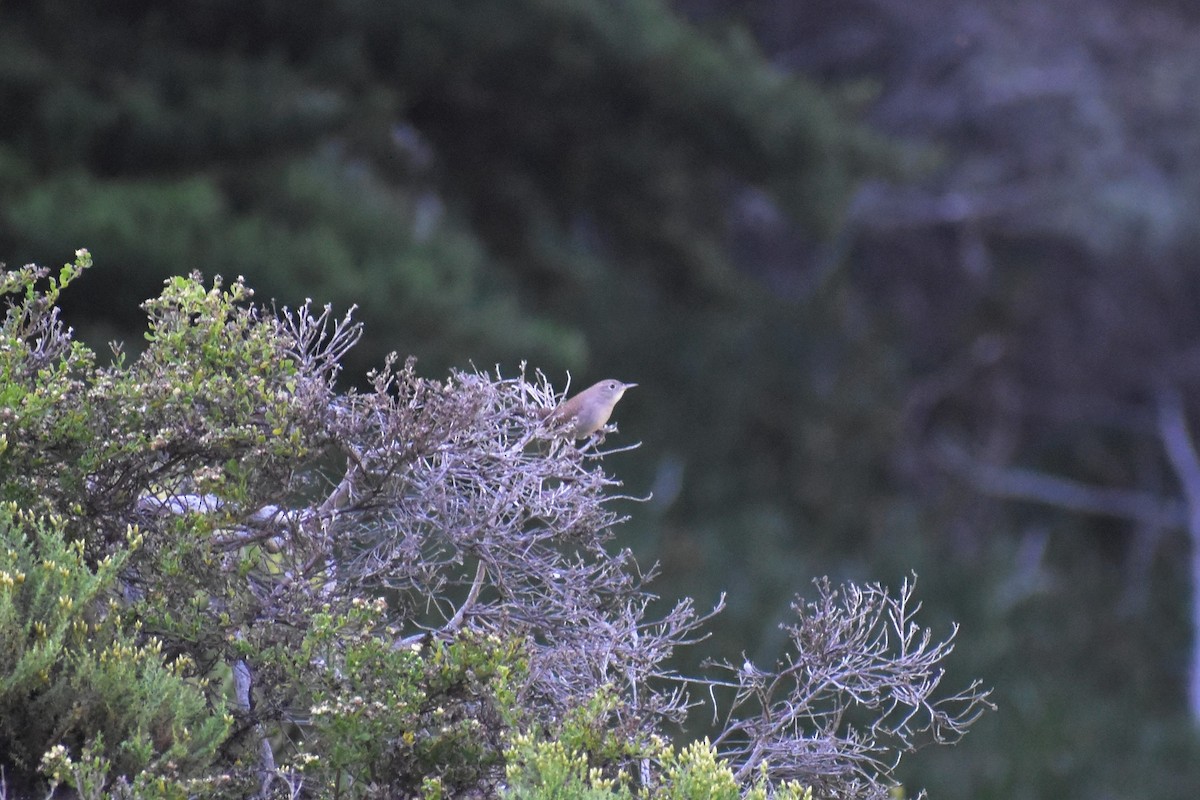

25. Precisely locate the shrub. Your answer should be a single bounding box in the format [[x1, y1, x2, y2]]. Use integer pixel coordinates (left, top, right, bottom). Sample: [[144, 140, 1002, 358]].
[[0, 505, 229, 783], [0, 252, 990, 797]]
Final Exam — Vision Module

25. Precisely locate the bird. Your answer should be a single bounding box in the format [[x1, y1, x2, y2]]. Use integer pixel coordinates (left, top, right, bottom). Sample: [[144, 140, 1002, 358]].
[[547, 379, 636, 438]]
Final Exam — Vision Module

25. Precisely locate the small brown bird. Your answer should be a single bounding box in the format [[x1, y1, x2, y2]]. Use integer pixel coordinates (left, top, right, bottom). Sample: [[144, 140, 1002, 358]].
[[548, 379, 637, 438]]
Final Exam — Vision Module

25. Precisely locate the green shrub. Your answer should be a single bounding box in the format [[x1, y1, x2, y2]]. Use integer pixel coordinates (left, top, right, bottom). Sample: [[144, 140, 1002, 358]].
[[504, 726, 815, 800], [264, 599, 528, 798], [0, 505, 229, 781]]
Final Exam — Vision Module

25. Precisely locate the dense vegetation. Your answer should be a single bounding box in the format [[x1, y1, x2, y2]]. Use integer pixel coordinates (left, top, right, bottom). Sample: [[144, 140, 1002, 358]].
[[3, 0, 1200, 796], [0, 254, 988, 797]]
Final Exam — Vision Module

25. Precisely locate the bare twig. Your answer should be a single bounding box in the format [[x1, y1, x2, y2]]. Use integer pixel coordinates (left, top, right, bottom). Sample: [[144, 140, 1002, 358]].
[[442, 560, 487, 634], [708, 576, 994, 793]]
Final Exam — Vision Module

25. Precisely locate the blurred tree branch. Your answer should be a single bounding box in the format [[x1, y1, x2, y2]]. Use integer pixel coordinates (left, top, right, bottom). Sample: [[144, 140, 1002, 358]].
[[937, 443, 1186, 530], [1156, 387, 1200, 721]]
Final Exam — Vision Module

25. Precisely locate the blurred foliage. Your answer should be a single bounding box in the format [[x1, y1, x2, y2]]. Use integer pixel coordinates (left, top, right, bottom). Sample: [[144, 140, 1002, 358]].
[[0, 0, 884, 375]]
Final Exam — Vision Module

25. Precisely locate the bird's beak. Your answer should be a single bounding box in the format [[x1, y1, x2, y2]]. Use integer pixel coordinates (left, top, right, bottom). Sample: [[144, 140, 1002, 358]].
[[623, 382, 638, 389]]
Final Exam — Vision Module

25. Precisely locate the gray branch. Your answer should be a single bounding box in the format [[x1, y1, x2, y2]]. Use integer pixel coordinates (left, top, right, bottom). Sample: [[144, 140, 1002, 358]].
[[1155, 387, 1200, 721], [937, 443, 1185, 528]]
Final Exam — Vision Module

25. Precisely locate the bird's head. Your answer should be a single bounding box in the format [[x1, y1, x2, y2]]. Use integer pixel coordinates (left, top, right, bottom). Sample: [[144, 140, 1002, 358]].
[[590, 379, 636, 407]]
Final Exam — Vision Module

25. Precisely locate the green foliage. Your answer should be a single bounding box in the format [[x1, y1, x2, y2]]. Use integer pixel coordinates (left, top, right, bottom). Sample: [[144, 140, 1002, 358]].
[[265, 599, 528, 798], [0, 505, 229, 780], [0, 251, 306, 519], [0, 162, 583, 374], [504, 729, 814, 800], [0, 253, 305, 788], [383, 0, 881, 277], [504, 735, 630, 800], [502, 685, 816, 800], [0, 251, 96, 511], [657, 741, 814, 800]]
